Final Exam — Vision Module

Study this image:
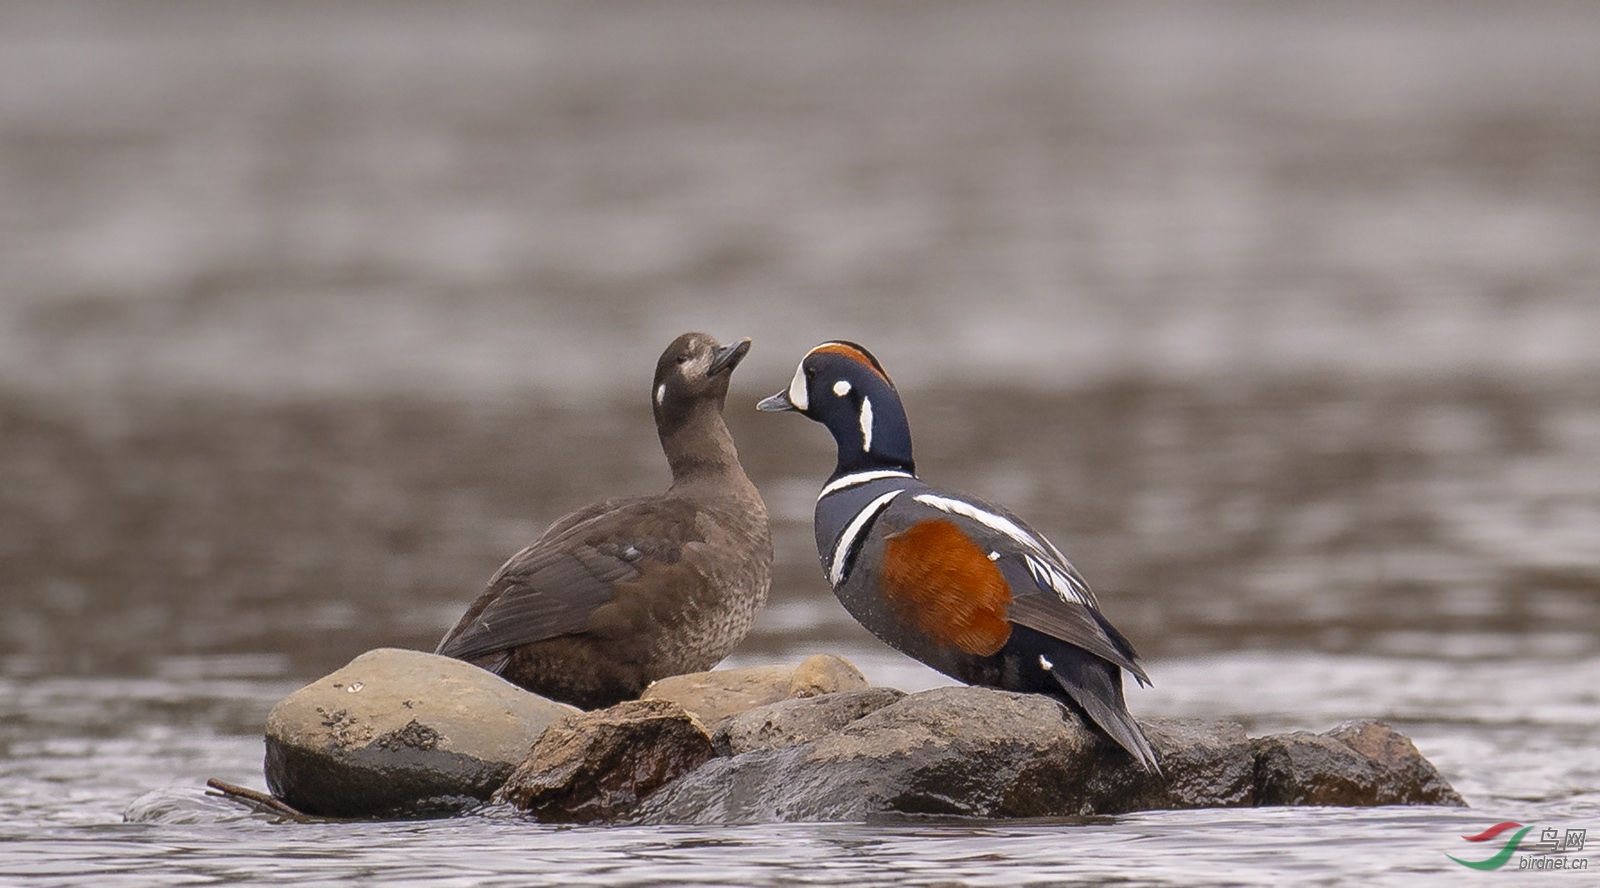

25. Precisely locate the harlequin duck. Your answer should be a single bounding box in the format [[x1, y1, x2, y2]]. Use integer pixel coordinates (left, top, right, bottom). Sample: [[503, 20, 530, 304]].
[[435, 332, 772, 710], [758, 341, 1158, 771]]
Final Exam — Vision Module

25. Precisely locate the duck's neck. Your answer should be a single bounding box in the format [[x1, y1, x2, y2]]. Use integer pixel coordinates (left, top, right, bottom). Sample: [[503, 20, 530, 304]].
[[661, 402, 754, 495], [828, 395, 915, 481]]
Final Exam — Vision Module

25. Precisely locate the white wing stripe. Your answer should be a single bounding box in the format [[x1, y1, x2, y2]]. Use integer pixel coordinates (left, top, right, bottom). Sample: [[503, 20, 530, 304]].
[[911, 494, 1051, 559], [913, 493, 1093, 605], [829, 490, 904, 587], [1025, 554, 1090, 605]]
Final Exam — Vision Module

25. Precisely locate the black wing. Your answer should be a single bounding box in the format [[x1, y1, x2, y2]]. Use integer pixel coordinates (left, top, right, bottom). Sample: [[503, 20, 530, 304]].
[[965, 504, 1150, 686], [1003, 585, 1150, 686]]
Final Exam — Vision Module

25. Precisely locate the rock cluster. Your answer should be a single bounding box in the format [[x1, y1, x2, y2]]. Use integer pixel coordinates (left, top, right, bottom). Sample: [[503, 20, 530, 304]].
[[263, 648, 576, 817], [258, 649, 1464, 821]]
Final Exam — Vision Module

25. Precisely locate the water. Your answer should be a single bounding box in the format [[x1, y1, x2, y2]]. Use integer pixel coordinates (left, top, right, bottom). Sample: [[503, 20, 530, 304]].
[[4, 1, 1600, 884]]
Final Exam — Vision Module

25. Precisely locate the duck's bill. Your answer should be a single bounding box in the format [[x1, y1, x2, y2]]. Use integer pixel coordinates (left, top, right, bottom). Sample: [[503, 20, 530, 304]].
[[708, 338, 752, 376], [756, 391, 796, 412]]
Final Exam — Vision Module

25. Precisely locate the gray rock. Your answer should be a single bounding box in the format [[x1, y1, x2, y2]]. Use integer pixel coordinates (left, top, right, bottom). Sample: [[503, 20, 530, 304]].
[[630, 686, 1463, 825], [263, 653, 1465, 822], [641, 654, 868, 724], [632, 686, 1125, 824], [1254, 720, 1466, 807], [713, 687, 906, 755], [494, 699, 716, 823], [264, 648, 576, 817], [1119, 718, 1259, 811]]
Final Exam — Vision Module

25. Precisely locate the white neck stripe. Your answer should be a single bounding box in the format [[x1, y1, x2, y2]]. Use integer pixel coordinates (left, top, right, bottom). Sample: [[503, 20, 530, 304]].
[[818, 469, 915, 500], [829, 490, 903, 587]]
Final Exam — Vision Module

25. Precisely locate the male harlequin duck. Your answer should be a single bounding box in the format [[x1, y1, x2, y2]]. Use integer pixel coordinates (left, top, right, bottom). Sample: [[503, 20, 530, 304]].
[[435, 332, 772, 710], [758, 341, 1158, 771]]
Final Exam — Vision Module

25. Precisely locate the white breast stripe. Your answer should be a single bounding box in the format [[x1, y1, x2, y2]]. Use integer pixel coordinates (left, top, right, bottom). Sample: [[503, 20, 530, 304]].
[[818, 469, 915, 499], [859, 396, 874, 452], [829, 490, 903, 587]]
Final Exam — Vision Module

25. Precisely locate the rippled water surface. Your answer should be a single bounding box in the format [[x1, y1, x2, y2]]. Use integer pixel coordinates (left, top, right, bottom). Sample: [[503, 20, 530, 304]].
[[3, 1, 1599, 884]]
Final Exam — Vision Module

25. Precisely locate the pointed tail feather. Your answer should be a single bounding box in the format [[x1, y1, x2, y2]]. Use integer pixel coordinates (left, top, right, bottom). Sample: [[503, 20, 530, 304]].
[[1046, 648, 1160, 773]]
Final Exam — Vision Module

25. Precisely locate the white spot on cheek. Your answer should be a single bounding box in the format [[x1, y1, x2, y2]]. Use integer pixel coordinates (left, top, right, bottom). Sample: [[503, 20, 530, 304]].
[[786, 362, 809, 411], [681, 351, 710, 378], [832, 380, 852, 397], [859, 396, 874, 452], [655, 383, 667, 406]]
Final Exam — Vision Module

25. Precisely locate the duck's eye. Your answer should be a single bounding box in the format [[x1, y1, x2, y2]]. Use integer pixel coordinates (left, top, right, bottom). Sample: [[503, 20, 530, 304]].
[[675, 353, 692, 365]]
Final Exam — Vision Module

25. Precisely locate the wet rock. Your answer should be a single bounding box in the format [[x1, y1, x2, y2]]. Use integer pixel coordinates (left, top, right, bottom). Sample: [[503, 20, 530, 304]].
[[641, 654, 868, 724], [714, 687, 906, 755], [629, 687, 1463, 825], [264, 648, 576, 817], [633, 686, 1125, 824], [494, 699, 716, 823], [1118, 718, 1259, 811], [1254, 720, 1466, 807], [265, 653, 1464, 822]]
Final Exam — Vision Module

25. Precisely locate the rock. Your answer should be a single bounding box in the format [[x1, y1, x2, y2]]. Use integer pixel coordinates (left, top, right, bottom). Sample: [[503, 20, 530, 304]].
[[493, 699, 716, 823], [264, 652, 1465, 822], [714, 688, 906, 755], [264, 648, 576, 817], [633, 686, 1130, 824], [629, 686, 1464, 825], [1120, 718, 1259, 811], [641, 654, 868, 724], [1254, 720, 1466, 807]]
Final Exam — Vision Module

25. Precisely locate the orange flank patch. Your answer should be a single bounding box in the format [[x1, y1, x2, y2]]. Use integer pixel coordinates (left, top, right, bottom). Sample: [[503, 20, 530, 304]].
[[878, 518, 1013, 656], [810, 342, 893, 386]]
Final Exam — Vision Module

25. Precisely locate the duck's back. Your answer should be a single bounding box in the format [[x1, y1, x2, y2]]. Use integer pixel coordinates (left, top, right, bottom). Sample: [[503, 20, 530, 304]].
[[436, 486, 769, 709]]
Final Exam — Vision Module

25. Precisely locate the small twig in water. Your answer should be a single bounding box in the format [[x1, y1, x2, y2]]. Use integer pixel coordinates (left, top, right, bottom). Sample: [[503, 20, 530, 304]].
[[205, 778, 310, 820]]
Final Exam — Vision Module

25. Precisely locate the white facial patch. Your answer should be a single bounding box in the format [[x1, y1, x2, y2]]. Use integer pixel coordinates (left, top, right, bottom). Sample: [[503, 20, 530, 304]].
[[655, 383, 667, 406], [681, 348, 712, 378], [859, 396, 874, 452], [832, 379, 852, 397], [786, 361, 810, 412]]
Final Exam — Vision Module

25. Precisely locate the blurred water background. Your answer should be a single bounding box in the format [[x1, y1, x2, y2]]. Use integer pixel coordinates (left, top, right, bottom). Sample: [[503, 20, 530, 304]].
[[2, 1, 1598, 884]]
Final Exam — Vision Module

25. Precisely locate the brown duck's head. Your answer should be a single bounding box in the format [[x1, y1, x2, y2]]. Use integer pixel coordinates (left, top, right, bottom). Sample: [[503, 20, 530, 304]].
[[652, 332, 751, 430]]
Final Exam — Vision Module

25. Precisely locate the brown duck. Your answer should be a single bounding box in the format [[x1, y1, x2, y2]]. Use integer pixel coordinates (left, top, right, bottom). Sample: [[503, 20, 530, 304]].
[[435, 332, 772, 709]]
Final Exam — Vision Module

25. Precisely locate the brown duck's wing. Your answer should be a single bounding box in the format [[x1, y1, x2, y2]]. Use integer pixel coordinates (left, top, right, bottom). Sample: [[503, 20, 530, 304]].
[[434, 497, 703, 663], [532, 495, 639, 544]]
